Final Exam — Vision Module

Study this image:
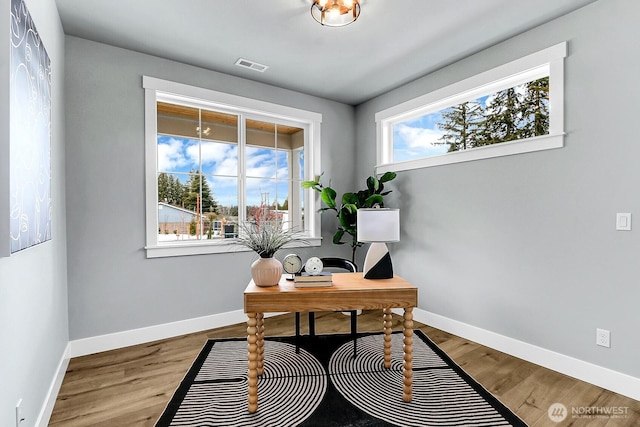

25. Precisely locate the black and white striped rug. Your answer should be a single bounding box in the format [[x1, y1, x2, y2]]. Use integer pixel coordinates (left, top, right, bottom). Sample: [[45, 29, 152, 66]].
[[156, 331, 527, 427]]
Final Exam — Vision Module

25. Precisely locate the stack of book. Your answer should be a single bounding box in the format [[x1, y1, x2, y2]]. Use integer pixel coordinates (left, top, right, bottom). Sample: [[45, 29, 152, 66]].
[[294, 272, 333, 287]]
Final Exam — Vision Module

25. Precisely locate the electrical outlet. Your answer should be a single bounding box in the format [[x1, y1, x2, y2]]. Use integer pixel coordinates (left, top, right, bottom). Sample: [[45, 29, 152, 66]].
[[596, 328, 610, 348], [16, 399, 24, 427]]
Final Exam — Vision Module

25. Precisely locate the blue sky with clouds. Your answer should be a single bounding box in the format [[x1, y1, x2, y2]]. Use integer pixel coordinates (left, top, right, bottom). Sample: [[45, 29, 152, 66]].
[[157, 135, 296, 209], [392, 92, 527, 162]]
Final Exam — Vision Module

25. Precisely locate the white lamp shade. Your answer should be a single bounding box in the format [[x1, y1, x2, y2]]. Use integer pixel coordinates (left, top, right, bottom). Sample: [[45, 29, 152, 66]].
[[357, 208, 400, 243]]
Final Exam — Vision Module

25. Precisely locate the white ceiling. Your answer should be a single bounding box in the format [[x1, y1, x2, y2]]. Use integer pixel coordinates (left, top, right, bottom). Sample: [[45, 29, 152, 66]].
[[54, 0, 597, 105]]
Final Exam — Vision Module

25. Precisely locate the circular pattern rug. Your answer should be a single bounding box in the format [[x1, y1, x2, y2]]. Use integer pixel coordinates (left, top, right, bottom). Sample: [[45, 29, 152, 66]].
[[328, 333, 513, 427], [157, 332, 526, 427], [165, 339, 326, 427]]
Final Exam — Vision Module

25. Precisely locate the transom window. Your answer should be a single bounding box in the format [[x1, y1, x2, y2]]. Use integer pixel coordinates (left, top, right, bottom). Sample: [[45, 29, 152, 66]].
[[143, 77, 322, 258], [376, 42, 567, 173]]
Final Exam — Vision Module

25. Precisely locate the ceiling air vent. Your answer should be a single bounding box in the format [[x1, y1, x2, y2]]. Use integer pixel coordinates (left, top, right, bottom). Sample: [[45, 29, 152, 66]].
[[235, 58, 269, 73]]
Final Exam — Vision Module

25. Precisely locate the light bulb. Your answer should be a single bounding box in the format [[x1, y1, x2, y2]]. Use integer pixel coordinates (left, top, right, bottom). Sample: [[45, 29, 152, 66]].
[[328, 3, 340, 18]]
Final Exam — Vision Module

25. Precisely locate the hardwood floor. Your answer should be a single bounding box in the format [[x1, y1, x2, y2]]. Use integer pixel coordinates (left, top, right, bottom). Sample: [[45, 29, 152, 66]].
[[49, 311, 639, 426]]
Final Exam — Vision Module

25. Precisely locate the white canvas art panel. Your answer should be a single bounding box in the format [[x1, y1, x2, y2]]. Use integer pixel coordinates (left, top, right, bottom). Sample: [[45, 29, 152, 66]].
[[9, 0, 52, 253]]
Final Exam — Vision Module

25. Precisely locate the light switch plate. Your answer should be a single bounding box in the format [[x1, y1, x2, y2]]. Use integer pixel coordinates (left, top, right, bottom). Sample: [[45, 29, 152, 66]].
[[16, 399, 23, 427], [616, 213, 631, 231]]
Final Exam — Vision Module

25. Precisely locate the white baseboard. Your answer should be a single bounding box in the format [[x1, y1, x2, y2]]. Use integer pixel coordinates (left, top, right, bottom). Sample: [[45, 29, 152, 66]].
[[68, 310, 248, 357], [67, 310, 290, 358], [36, 343, 70, 427], [410, 308, 640, 402]]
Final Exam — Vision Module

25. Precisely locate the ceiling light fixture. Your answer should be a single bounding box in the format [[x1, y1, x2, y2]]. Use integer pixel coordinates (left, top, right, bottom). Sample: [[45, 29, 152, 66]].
[[311, 0, 360, 27]]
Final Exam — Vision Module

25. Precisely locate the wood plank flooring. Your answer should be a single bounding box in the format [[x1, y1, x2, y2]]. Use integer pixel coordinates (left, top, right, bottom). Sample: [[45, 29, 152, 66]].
[[49, 311, 639, 426]]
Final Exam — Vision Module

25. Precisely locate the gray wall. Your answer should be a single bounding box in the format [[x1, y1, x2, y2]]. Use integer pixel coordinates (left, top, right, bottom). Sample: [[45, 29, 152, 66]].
[[0, 0, 68, 425], [64, 36, 356, 340], [355, 0, 639, 377]]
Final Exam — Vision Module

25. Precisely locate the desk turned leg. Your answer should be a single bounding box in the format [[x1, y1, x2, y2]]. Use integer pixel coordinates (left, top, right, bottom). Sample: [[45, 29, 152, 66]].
[[256, 312, 264, 376], [247, 312, 259, 413], [383, 308, 393, 368], [403, 307, 414, 402]]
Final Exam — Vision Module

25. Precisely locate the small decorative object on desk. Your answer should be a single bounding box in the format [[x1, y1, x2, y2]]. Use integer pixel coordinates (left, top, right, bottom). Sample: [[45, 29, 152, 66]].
[[283, 253, 303, 280], [294, 272, 333, 287], [235, 205, 304, 287], [304, 256, 324, 275]]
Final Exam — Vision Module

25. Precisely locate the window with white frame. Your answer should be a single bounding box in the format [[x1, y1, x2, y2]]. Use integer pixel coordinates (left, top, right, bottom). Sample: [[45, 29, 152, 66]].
[[376, 42, 567, 173], [143, 77, 322, 258]]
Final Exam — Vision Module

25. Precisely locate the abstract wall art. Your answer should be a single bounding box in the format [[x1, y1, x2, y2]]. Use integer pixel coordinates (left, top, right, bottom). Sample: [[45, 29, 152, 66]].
[[8, 0, 52, 253]]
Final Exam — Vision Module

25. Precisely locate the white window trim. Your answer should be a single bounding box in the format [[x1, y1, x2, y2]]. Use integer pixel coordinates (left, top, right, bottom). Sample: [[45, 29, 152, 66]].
[[143, 76, 322, 258], [375, 42, 567, 174]]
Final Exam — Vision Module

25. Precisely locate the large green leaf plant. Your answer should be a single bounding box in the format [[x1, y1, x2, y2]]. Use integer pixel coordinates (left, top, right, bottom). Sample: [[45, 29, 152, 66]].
[[302, 172, 397, 264]]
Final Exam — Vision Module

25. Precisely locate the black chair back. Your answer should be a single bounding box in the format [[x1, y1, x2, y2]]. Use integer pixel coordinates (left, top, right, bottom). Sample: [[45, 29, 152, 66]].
[[320, 257, 357, 272]]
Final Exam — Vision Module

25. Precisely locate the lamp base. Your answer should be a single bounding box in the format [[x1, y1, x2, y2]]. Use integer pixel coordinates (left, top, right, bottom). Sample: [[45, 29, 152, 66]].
[[363, 242, 394, 279]]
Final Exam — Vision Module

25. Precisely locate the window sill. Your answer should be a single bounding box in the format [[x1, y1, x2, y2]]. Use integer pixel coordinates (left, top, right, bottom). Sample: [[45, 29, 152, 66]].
[[145, 237, 321, 259], [377, 133, 564, 174]]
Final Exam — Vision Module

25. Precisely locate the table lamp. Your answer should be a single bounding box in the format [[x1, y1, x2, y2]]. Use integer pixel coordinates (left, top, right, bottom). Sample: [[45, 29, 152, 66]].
[[357, 208, 400, 279]]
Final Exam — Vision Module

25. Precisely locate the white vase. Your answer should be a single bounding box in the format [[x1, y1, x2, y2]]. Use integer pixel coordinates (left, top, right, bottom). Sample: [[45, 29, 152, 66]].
[[251, 257, 283, 287]]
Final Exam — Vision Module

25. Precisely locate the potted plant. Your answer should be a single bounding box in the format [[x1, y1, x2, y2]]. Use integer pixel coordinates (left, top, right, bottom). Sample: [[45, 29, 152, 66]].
[[235, 205, 301, 286], [302, 172, 397, 263]]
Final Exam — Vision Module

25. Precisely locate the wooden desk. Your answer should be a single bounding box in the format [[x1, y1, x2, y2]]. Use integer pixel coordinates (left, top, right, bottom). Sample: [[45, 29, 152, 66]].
[[244, 272, 418, 413]]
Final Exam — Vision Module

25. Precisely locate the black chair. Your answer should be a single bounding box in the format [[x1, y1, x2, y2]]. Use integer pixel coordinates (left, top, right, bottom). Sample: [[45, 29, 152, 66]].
[[295, 257, 359, 357]]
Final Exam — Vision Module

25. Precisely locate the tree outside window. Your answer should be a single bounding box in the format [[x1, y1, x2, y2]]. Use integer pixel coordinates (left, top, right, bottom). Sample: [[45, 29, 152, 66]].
[[395, 77, 549, 160]]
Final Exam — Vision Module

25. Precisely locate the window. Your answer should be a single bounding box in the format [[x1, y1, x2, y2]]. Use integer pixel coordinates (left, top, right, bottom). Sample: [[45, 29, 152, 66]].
[[376, 42, 567, 173], [143, 77, 322, 258]]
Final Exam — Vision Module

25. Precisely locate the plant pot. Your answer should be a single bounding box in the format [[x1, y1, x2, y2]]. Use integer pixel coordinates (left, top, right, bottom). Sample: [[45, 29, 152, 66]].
[[251, 257, 282, 287]]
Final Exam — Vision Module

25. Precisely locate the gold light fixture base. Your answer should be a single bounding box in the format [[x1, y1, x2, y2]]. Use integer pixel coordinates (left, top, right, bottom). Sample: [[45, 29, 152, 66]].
[[311, 0, 361, 27]]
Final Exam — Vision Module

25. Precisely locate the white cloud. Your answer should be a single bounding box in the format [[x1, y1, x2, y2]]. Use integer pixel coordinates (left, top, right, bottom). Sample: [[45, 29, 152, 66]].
[[157, 138, 189, 171], [247, 164, 275, 178], [211, 156, 238, 176], [396, 124, 442, 148], [191, 141, 234, 165], [276, 165, 290, 179], [158, 140, 239, 176], [394, 124, 449, 160], [246, 148, 275, 178], [396, 124, 444, 149]]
